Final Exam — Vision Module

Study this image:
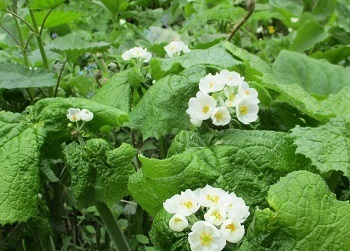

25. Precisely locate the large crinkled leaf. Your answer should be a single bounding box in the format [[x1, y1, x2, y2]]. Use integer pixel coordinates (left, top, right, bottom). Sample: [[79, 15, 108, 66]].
[[0, 62, 56, 89], [29, 0, 66, 9], [129, 129, 308, 216], [240, 170, 350, 250], [28, 97, 129, 158], [264, 74, 350, 121], [272, 50, 350, 96], [26, 11, 81, 29], [129, 66, 207, 139], [150, 42, 240, 80], [291, 117, 350, 177], [92, 68, 131, 112], [0, 111, 45, 224], [63, 140, 136, 208]]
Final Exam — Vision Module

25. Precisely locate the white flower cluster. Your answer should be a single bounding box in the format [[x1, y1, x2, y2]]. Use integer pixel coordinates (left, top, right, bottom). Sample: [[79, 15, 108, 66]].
[[164, 40, 191, 58], [66, 108, 94, 122], [163, 185, 249, 251], [121, 47, 152, 63], [186, 70, 259, 127]]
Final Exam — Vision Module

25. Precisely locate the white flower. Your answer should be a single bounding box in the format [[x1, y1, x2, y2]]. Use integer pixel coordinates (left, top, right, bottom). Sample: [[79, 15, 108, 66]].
[[80, 109, 94, 122], [190, 117, 203, 127], [186, 91, 216, 121], [236, 96, 259, 124], [199, 73, 225, 94], [204, 207, 227, 226], [195, 185, 230, 208], [211, 107, 231, 126], [223, 193, 250, 223], [164, 40, 191, 57], [219, 70, 244, 87], [122, 47, 152, 62], [238, 81, 259, 100], [224, 87, 241, 107], [256, 26, 263, 33], [220, 218, 245, 243], [163, 189, 200, 216], [67, 108, 81, 122], [291, 17, 299, 23], [169, 213, 189, 232], [188, 221, 226, 251]]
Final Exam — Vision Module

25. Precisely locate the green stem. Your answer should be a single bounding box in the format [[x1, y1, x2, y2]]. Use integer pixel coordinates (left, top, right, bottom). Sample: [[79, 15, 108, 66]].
[[94, 201, 131, 251], [12, 15, 29, 66], [158, 136, 168, 159], [54, 58, 69, 97], [0, 24, 20, 46]]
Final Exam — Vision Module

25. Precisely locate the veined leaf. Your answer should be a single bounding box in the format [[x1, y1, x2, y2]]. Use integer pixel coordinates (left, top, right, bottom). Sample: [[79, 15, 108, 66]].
[[241, 171, 350, 250], [0, 111, 45, 224], [29, 0, 66, 9], [63, 140, 136, 208], [26, 10, 81, 29], [291, 118, 350, 178], [0, 62, 56, 89]]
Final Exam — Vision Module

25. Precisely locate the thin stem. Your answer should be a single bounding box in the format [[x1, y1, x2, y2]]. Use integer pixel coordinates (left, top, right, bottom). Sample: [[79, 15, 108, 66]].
[[94, 201, 131, 251], [227, 0, 255, 42], [158, 136, 168, 159], [0, 24, 20, 46], [12, 14, 30, 66], [39, 7, 56, 37], [54, 58, 69, 97], [4, 10, 35, 32]]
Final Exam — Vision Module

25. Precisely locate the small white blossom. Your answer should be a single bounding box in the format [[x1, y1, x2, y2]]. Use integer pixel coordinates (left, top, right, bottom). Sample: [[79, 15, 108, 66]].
[[291, 17, 299, 23], [122, 47, 152, 63], [186, 91, 216, 121], [223, 193, 250, 223], [219, 70, 244, 87], [236, 96, 259, 124], [169, 213, 189, 232], [238, 82, 259, 100], [204, 207, 227, 226], [67, 108, 81, 122], [211, 107, 231, 126], [164, 40, 191, 57], [163, 189, 200, 216], [195, 185, 230, 208], [188, 221, 226, 251], [199, 73, 225, 94], [220, 218, 245, 243], [224, 87, 241, 107], [80, 109, 94, 122], [256, 26, 263, 33]]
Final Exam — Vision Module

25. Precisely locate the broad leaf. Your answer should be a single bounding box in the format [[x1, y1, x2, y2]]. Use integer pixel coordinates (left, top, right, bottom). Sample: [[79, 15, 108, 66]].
[[92, 69, 131, 112], [0, 111, 45, 224], [272, 50, 350, 96], [29, 0, 66, 9], [63, 140, 136, 208], [0, 62, 56, 89], [241, 171, 350, 250], [129, 66, 207, 139], [27, 11, 81, 29], [129, 129, 308, 216], [291, 118, 350, 177], [311, 46, 350, 64]]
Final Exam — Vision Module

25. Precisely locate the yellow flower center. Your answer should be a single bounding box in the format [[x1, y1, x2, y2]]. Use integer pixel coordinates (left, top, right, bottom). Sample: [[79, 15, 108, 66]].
[[245, 90, 250, 95], [229, 93, 235, 101], [202, 105, 210, 114], [72, 115, 78, 121], [183, 201, 193, 209], [170, 46, 175, 51], [209, 82, 214, 88], [199, 231, 213, 246], [225, 223, 236, 232], [206, 194, 219, 203], [212, 210, 222, 220], [214, 112, 223, 121], [268, 26, 275, 34], [174, 217, 183, 223], [239, 105, 249, 115]]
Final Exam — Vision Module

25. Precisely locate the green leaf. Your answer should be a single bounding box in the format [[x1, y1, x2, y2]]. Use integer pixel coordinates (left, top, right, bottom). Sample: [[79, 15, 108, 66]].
[[269, 0, 304, 18], [92, 0, 119, 19], [290, 14, 328, 52], [40, 159, 61, 182], [291, 118, 350, 177], [311, 46, 350, 64], [129, 66, 207, 139], [0, 111, 45, 224], [92, 69, 131, 113], [27, 11, 81, 29], [272, 50, 350, 96], [0, 62, 56, 89], [29, 97, 129, 158], [50, 32, 110, 59], [29, 0, 66, 9], [129, 129, 308, 216], [63, 140, 136, 208], [241, 171, 350, 250], [150, 42, 240, 80]]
